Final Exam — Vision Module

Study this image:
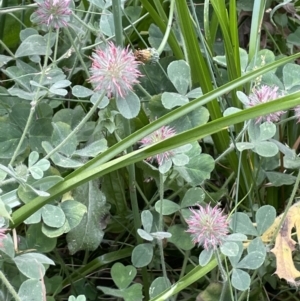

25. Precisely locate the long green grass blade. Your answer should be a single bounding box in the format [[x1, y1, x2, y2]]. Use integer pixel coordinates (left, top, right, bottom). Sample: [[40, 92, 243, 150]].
[[11, 52, 300, 227]]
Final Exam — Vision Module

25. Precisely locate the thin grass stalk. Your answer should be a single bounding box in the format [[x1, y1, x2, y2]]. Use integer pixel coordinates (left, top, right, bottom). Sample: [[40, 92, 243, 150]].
[[65, 27, 90, 78], [248, 0, 267, 64], [9, 31, 53, 166], [246, 0, 267, 94], [203, 0, 212, 50], [156, 0, 175, 55], [0, 270, 22, 301], [229, 0, 241, 75], [175, 1, 248, 195], [44, 92, 106, 159], [175, 1, 223, 132], [206, 1, 219, 53], [139, 0, 183, 60], [152, 0, 168, 21], [209, 0, 242, 107], [205, 1, 255, 198]]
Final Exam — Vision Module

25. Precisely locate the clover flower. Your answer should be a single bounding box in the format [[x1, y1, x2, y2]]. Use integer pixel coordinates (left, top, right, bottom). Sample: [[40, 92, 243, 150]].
[[248, 85, 285, 123], [139, 126, 176, 166], [34, 0, 72, 29], [0, 228, 8, 248], [88, 42, 142, 99], [294, 105, 300, 123], [185, 204, 229, 250]]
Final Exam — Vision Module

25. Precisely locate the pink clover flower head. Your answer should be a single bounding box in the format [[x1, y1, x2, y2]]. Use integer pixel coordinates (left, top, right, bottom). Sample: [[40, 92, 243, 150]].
[[88, 42, 142, 99], [0, 228, 8, 248], [248, 85, 285, 123], [139, 126, 176, 166], [35, 0, 72, 29], [185, 204, 229, 250], [294, 105, 300, 123]]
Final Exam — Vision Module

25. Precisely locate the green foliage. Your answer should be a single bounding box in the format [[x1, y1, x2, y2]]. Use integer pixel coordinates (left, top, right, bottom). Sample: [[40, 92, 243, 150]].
[[98, 263, 143, 301], [1, 0, 300, 300], [116, 90, 141, 119], [236, 121, 279, 157]]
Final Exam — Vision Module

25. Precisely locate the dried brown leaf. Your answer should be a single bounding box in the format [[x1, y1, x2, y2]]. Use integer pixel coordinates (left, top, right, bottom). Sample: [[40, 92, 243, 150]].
[[261, 202, 300, 286]]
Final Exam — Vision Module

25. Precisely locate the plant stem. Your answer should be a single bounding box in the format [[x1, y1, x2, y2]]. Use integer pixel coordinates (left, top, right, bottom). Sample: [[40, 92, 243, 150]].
[[158, 172, 169, 283], [157, 0, 175, 55], [215, 249, 227, 282], [237, 270, 257, 301], [9, 31, 53, 166], [140, 0, 183, 59], [82, 13, 149, 51], [53, 28, 60, 64], [136, 83, 152, 99], [158, 172, 164, 231], [45, 92, 105, 159], [0, 270, 22, 301], [153, 0, 168, 21], [214, 249, 228, 301], [65, 28, 90, 78], [158, 239, 169, 281], [0, 39, 15, 57], [112, 0, 123, 46]]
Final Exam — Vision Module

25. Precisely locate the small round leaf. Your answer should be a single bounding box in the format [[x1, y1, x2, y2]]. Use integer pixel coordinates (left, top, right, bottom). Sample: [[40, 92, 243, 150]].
[[42, 204, 65, 228], [149, 277, 171, 299], [199, 248, 213, 266], [116, 90, 140, 119], [28, 151, 39, 167], [111, 263, 136, 289], [236, 251, 265, 270], [231, 268, 251, 291], [141, 210, 153, 233], [255, 205, 276, 235], [167, 60, 190, 95], [131, 244, 153, 268], [220, 241, 239, 256], [155, 199, 180, 215], [72, 85, 94, 98], [137, 229, 153, 241]]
